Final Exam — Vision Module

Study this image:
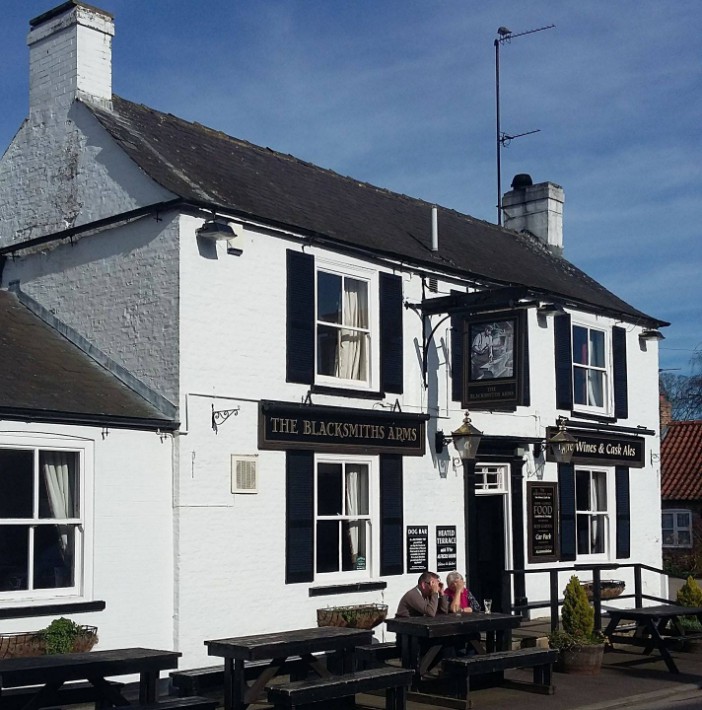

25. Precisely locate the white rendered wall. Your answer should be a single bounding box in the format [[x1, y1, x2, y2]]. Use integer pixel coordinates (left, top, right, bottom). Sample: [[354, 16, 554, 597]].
[[0, 421, 174, 650]]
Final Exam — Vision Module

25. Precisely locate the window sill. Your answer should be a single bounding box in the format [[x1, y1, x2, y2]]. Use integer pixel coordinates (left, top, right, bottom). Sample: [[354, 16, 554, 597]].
[[569, 410, 617, 423], [309, 581, 387, 597], [310, 385, 385, 400], [0, 600, 105, 620]]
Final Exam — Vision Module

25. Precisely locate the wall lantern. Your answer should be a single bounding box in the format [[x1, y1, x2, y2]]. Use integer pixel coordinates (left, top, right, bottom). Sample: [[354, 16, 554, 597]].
[[639, 328, 665, 342], [547, 416, 577, 464], [537, 301, 565, 316], [197, 217, 235, 241], [435, 411, 483, 461]]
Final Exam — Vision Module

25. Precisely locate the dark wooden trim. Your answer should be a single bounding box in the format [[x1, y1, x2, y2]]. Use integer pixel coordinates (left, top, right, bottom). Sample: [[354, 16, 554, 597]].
[[308, 581, 388, 597], [0, 600, 106, 619], [309, 385, 385, 399]]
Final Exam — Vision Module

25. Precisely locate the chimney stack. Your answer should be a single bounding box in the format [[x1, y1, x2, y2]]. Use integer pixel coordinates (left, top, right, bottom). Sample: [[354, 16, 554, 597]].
[[28, 1, 114, 116], [502, 174, 565, 256]]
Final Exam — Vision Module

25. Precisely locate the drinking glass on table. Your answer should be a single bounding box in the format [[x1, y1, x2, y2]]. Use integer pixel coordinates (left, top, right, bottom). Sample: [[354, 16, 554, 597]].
[[483, 598, 492, 614]]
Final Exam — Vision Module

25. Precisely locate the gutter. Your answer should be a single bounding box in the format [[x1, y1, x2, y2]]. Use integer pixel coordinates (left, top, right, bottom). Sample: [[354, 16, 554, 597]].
[[0, 407, 179, 432]]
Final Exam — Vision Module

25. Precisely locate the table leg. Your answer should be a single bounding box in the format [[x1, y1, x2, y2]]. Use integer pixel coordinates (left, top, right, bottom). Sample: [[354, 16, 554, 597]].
[[138, 670, 159, 704], [16, 681, 63, 710], [643, 618, 679, 673], [89, 676, 130, 706]]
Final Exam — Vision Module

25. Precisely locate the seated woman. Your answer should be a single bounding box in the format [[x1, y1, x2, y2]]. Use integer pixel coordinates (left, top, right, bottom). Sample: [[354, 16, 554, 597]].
[[443, 571, 481, 613], [444, 571, 482, 655]]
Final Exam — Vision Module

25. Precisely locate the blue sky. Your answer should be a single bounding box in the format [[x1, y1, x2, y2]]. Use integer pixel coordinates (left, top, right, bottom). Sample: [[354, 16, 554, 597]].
[[1, 1, 700, 374]]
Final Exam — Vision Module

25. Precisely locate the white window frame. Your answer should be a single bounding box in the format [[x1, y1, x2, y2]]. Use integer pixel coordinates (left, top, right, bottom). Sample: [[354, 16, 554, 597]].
[[571, 322, 612, 415], [474, 463, 509, 494], [662, 509, 693, 549], [314, 454, 375, 581], [0, 433, 92, 605], [315, 258, 378, 391], [575, 467, 611, 559]]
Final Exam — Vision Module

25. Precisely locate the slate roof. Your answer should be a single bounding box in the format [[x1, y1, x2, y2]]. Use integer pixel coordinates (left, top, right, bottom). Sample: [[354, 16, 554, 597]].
[[661, 420, 702, 500], [87, 96, 664, 327], [0, 290, 176, 429]]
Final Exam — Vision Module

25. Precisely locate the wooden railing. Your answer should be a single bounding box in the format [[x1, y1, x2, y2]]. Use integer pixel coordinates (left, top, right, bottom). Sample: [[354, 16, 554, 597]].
[[502, 562, 677, 631]]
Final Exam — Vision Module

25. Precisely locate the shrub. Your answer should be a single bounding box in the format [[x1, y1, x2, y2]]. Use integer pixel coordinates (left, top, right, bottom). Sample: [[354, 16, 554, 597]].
[[549, 574, 601, 650], [676, 576, 702, 608], [562, 575, 595, 638], [39, 617, 83, 655]]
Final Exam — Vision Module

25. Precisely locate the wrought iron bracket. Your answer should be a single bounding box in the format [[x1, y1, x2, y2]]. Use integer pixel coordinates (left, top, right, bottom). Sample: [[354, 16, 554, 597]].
[[212, 403, 240, 433]]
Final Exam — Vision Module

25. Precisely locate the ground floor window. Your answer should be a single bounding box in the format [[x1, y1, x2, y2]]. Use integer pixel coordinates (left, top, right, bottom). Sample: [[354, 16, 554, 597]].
[[316, 459, 371, 574], [662, 509, 692, 548], [0, 447, 82, 596], [575, 468, 608, 555]]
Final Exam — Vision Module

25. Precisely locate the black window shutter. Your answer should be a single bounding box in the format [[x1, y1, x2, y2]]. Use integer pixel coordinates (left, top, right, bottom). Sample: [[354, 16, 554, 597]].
[[380, 273, 403, 394], [285, 450, 314, 584], [380, 454, 404, 576], [286, 250, 315, 384], [613, 326, 629, 419], [451, 294, 464, 402], [558, 464, 576, 561], [615, 466, 631, 559], [554, 314, 573, 410]]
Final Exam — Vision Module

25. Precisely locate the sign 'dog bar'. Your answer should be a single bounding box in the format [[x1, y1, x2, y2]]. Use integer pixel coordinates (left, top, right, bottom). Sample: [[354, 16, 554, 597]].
[[259, 401, 428, 455]]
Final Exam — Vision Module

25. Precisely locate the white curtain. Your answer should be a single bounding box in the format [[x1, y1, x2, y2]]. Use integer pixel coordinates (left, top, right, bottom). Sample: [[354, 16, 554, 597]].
[[590, 472, 607, 553], [345, 466, 368, 566], [336, 279, 367, 380], [42, 452, 73, 552]]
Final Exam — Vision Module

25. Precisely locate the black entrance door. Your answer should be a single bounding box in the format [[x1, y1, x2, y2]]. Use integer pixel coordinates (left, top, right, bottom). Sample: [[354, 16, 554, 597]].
[[472, 495, 505, 612]]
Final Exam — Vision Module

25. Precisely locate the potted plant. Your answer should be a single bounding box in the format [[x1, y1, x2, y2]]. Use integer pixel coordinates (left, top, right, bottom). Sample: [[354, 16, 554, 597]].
[[549, 575, 605, 675], [675, 576, 702, 652], [39, 617, 98, 654]]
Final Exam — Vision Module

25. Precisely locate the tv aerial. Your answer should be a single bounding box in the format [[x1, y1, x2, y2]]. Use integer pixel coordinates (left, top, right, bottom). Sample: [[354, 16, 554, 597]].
[[494, 24, 555, 225]]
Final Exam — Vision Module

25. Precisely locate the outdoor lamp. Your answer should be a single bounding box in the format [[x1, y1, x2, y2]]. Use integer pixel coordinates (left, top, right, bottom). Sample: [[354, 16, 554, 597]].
[[197, 216, 235, 241], [547, 416, 577, 464], [639, 329, 665, 342], [435, 411, 483, 461]]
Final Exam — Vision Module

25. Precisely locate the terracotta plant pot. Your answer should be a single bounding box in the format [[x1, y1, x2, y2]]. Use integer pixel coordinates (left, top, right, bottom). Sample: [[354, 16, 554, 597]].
[[555, 643, 605, 675]]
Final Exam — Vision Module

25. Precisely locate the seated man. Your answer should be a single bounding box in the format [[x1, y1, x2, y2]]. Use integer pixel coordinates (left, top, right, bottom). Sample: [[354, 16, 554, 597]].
[[396, 570, 449, 617]]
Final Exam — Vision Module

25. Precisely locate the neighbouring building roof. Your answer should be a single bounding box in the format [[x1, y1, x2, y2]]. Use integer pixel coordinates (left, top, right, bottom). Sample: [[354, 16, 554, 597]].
[[661, 420, 702, 500], [0, 289, 177, 429], [88, 96, 664, 327]]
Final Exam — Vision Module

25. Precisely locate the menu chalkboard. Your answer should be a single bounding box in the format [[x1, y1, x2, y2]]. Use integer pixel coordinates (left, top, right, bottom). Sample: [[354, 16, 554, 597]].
[[527, 482, 559, 563], [406, 526, 429, 573]]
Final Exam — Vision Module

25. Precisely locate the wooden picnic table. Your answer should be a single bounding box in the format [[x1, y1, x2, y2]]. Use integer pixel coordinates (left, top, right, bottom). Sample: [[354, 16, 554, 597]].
[[0, 646, 181, 710], [385, 612, 521, 689], [205, 625, 372, 710], [603, 604, 702, 673]]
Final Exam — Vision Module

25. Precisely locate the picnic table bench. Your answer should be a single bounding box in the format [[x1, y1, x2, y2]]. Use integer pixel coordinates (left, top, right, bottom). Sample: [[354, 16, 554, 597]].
[[0, 647, 181, 709], [443, 647, 558, 709], [0, 679, 124, 710], [266, 666, 413, 710], [604, 604, 702, 673], [205, 626, 372, 710]]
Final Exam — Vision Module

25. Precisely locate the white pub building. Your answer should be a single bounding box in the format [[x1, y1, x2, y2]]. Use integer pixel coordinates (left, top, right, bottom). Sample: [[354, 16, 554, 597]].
[[0, 1, 667, 669]]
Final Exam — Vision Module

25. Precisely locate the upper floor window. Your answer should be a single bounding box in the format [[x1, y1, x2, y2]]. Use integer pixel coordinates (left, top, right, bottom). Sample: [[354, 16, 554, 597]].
[[572, 325, 609, 411], [576, 468, 609, 556], [286, 250, 403, 394], [315, 458, 372, 577], [555, 316, 627, 419], [662, 509, 692, 548], [317, 269, 371, 385], [0, 446, 84, 598]]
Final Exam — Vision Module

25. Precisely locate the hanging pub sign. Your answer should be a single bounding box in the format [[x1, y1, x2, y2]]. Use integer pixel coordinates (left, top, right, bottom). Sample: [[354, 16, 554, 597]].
[[545, 428, 645, 468], [406, 526, 429, 573], [463, 310, 527, 409], [527, 482, 559, 563], [436, 525, 457, 572], [259, 401, 427, 456]]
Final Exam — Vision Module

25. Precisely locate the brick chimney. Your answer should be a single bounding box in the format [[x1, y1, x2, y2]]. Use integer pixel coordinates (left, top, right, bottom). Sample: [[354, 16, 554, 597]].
[[502, 174, 564, 256], [28, 1, 114, 116]]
